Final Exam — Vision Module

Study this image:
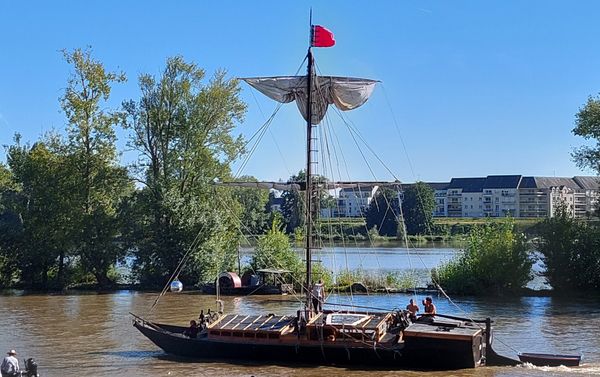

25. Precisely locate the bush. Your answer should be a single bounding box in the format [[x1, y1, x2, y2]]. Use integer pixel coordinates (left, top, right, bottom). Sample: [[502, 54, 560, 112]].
[[250, 218, 303, 283], [536, 208, 600, 292], [436, 219, 534, 295]]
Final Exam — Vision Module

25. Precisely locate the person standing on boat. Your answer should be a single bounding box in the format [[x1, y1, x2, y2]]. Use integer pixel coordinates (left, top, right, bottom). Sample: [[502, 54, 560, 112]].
[[423, 297, 437, 315], [406, 298, 420, 322], [312, 279, 325, 314], [1, 350, 19, 377]]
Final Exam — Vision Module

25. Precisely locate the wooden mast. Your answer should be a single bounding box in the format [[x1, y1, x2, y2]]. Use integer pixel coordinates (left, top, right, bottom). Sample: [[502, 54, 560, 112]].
[[305, 14, 314, 312]]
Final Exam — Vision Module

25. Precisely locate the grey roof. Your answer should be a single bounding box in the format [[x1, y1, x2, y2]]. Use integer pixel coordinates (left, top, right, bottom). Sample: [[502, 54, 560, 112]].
[[573, 176, 600, 190], [518, 176, 537, 189], [533, 177, 580, 189], [426, 182, 450, 191], [482, 175, 522, 189], [448, 177, 486, 193]]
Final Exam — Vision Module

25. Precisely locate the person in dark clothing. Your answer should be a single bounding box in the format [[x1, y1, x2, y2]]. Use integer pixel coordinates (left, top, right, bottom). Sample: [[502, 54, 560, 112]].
[[184, 320, 199, 338]]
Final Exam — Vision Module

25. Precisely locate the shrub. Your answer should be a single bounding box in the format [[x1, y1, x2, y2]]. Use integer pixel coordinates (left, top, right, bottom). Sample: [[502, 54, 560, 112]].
[[437, 219, 534, 295], [536, 208, 600, 292]]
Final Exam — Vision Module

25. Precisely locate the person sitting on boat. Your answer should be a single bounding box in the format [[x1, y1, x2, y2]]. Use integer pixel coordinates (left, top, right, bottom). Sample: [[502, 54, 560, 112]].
[[1, 350, 19, 377], [423, 297, 437, 316], [184, 320, 199, 339], [311, 279, 325, 314], [406, 298, 420, 322]]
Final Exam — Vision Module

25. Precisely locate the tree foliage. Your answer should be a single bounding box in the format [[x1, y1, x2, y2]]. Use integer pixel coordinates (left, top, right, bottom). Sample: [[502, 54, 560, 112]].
[[280, 171, 305, 234], [61, 48, 131, 288], [230, 176, 269, 235], [437, 219, 534, 295], [3, 139, 75, 289], [250, 217, 302, 283], [365, 187, 401, 237], [572, 94, 600, 176], [536, 206, 600, 292], [122, 56, 246, 287], [401, 182, 435, 235]]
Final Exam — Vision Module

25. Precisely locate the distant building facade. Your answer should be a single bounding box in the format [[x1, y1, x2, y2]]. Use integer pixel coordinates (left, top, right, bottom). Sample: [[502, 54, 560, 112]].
[[335, 185, 379, 217], [323, 175, 599, 219]]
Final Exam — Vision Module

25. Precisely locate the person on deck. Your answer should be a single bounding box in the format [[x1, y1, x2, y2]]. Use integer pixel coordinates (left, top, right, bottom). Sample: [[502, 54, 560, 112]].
[[423, 296, 437, 316], [406, 298, 420, 322], [1, 350, 19, 377], [312, 279, 325, 314], [184, 320, 199, 339]]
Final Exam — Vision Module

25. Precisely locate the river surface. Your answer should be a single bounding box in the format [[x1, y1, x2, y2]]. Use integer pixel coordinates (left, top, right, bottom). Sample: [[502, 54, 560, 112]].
[[1, 247, 598, 376]]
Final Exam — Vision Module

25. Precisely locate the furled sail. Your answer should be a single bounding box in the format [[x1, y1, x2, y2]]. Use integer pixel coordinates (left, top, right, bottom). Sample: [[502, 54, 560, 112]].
[[242, 76, 378, 125]]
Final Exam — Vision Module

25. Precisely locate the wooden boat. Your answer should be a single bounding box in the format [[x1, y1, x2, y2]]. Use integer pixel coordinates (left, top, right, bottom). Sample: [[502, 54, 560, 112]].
[[134, 312, 498, 369], [132, 20, 521, 370], [201, 269, 294, 296], [518, 352, 582, 367]]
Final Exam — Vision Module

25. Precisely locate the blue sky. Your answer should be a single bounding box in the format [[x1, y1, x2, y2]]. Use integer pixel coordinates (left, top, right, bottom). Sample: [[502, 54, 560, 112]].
[[1, 1, 599, 183]]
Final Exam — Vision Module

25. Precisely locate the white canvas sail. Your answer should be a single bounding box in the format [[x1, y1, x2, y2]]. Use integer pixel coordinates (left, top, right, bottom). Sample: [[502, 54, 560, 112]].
[[242, 76, 378, 125]]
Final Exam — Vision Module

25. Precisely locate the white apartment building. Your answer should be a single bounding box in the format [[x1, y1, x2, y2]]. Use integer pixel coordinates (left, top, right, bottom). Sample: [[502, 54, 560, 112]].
[[336, 185, 379, 217], [318, 175, 599, 219]]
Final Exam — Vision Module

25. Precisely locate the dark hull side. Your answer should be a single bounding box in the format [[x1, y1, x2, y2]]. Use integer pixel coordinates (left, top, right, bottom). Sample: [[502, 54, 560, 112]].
[[133, 320, 482, 370], [518, 353, 581, 367]]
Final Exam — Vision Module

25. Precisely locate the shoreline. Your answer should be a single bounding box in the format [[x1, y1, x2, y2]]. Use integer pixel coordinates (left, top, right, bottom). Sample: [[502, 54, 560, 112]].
[[0, 284, 574, 299]]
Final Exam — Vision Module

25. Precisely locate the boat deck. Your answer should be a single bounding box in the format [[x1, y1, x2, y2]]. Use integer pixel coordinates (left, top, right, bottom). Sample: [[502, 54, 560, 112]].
[[207, 314, 296, 339]]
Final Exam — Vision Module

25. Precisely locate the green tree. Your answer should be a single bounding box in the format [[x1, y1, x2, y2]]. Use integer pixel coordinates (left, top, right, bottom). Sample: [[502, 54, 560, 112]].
[[231, 176, 269, 235], [401, 182, 435, 235], [280, 171, 305, 234], [3, 139, 76, 289], [365, 187, 400, 237], [572, 94, 600, 176], [536, 206, 600, 292], [437, 219, 533, 295], [123, 56, 246, 287], [250, 217, 302, 282], [61, 48, 131, 288]]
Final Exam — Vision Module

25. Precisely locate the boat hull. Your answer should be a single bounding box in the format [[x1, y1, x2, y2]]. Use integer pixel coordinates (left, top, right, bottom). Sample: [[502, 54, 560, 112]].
[[518, 352, 581, 367], [133, 319, 483, 370]]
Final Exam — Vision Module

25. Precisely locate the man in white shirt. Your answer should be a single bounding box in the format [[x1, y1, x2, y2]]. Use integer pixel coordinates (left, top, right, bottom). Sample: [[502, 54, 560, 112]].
[[1, 349, 19, 377], [311, 279, 325, 314]]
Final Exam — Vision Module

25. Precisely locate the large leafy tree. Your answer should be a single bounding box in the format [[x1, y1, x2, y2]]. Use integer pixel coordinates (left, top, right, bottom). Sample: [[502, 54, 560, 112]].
[[230, 176, 269, 235], [401, 182, 435, 235], [572, 94, 600, 176], [123, 56, 246, 287], [280, 171, 306, 234], [61, 48, 131, 288], [3, 139, 76, 289], [365, 187, 401, 237]]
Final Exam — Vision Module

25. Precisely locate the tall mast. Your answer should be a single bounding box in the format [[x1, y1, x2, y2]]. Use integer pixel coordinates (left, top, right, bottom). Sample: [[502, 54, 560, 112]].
[[305, 16, 314, 311], [305, 49, 314, 310]]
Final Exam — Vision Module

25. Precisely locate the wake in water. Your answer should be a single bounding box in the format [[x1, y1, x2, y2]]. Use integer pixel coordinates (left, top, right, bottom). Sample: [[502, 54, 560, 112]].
[[517, 361, 600, 375]]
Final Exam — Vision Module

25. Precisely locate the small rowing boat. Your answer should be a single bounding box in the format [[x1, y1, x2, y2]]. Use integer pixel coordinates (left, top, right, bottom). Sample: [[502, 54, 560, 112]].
[[518, 352, 581, 367]]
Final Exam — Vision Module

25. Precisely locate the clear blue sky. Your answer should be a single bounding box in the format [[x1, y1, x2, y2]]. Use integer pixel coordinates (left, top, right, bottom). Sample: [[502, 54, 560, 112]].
[[1, 1, 599, 183]]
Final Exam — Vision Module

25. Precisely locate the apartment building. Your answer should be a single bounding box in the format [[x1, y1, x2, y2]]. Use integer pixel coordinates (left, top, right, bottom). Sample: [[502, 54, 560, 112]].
[[322, 175, 599, 219], [445, 178, 486, 218], [336, 185, 379, 217]]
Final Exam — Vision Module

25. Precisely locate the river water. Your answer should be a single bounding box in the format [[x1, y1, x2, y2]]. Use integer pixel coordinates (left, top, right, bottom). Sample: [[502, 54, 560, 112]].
[[1, 247, 598, 377]]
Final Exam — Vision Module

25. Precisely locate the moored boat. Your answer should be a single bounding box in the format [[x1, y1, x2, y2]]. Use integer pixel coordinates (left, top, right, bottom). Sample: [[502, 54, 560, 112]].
[[200, 269, 294, 296]]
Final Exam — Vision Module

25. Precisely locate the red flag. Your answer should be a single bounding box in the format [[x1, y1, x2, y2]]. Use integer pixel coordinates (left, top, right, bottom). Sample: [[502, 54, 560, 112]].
[[312, 25, 335, 48]]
